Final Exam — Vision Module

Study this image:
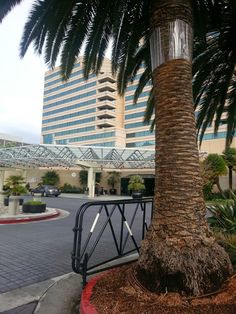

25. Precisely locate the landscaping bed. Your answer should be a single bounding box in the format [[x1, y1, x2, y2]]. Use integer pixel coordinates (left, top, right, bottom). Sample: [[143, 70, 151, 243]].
[[90, 264, 236, 314]]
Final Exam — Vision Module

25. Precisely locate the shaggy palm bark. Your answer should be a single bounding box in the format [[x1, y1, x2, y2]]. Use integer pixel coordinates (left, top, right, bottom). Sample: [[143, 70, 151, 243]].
[[136, 0, 232, 296]]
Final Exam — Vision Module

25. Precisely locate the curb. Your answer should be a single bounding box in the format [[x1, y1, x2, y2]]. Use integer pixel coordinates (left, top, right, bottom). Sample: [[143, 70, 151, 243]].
[[34, 273, 83, 314], [0, 210, 60, 224], [80, 275, 103, 314]]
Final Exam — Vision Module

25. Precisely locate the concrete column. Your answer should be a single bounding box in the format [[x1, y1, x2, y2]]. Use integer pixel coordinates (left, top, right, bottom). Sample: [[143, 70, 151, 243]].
[[0, 170, 5, 205], [0, 170, 5, 192], [22, 170, 27, 179], [87, 167, 95, 198]]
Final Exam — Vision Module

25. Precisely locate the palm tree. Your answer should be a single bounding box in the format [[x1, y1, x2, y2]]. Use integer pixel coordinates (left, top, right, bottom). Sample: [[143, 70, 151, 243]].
[[126, 1, 236, 147], [222, 147, 236, 191], [193, 1, 236, 147], [0, 0, 232, 296], [0, 0, 23, 22], [203, 153, 228, 198]]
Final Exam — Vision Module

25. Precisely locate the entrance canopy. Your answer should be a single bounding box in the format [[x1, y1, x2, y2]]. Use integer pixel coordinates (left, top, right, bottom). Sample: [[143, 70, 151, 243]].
[[0, 144, 155, 170]]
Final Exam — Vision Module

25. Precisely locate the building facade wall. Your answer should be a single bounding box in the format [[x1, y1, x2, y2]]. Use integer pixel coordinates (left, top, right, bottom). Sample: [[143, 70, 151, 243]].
[[42, 58, 235, 155], [42, 57, 125, 148]]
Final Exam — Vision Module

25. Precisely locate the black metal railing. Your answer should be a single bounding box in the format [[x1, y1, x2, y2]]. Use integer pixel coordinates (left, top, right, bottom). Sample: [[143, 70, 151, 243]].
[[72, 198, 154, 286]]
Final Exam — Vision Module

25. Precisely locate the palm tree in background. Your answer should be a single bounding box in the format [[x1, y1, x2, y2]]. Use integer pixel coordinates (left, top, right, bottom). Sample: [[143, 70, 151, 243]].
[[0, 0, 233, 295], [222, 147, 236, 191], [193, 1, 236, 147]]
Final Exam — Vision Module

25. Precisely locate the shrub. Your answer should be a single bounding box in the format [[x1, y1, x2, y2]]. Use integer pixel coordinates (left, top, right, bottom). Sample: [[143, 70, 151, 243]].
[[24, 200, 45, 206], [207, 195, 236, 269], [214, 233, 236, 269], [60, 183, 83, 193], [41, 171, 59, 185], [128, 175, 145, 192]]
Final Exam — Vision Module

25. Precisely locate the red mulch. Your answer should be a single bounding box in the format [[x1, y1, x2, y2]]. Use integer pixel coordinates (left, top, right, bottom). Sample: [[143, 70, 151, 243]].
[[91, 264, 236, 314]]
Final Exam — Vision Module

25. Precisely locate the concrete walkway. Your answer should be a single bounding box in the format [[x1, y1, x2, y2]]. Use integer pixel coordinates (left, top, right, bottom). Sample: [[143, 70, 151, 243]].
[[0, 254, 138, 314], [60, 192, 132, 201]]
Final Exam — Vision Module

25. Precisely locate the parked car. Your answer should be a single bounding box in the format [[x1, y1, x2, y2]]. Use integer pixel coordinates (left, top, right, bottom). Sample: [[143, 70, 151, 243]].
[[30, 185, 61, 197]]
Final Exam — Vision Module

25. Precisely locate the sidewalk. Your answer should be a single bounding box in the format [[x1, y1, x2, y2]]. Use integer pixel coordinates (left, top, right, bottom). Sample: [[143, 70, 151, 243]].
[[60, 193, 132, 201]]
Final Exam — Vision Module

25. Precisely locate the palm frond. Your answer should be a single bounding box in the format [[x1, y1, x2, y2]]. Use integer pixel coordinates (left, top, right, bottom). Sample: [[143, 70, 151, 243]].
[[0, 0, 23, 22]]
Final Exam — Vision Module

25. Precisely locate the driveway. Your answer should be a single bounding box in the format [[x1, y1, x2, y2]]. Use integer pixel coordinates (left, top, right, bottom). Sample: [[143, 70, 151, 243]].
[[0, 197, 86, 293], [0, 195, 151, 294]]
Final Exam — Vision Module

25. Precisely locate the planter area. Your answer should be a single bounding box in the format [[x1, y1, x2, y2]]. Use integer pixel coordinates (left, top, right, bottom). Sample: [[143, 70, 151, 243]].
[[22, 203, 46, 213], [81, 264, 236, 314], [0, 208, 60, 224], [131, 191, 143, 199]]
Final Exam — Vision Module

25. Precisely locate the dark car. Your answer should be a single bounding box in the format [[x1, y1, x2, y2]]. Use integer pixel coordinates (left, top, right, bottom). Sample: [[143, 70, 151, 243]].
[[30, 185, 61, 197]]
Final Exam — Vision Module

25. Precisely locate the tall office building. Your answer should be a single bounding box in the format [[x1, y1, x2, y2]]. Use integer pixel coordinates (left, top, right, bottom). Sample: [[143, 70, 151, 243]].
[[42, 57, 235, 154], [42, 58, 125, 148]]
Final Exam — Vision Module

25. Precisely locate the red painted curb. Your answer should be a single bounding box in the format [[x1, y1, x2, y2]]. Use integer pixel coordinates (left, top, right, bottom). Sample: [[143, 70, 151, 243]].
[[80, 274, 106, 314], [0, 210, 60, 224]]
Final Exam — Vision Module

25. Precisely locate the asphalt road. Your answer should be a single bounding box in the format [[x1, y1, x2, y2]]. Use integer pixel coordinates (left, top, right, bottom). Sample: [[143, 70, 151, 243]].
[[0, 196, 152, 294]]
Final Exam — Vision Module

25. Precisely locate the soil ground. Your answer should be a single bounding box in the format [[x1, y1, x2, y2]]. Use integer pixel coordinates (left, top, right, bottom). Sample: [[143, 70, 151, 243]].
[[91, 264, 236, 314]]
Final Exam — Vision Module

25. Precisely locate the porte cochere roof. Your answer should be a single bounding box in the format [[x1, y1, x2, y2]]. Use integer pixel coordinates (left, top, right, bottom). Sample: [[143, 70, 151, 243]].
[[0, 144, 155, 170]]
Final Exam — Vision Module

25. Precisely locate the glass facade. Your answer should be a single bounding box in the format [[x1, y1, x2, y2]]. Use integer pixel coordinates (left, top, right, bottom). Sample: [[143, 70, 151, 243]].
[[44, 81, 96, 102], [44, 90, 96, 109], [42, 117, 95, 131], [44, 74, 96, 95], [43, 108, 95, 124], [43, 99, 96, 117], [42, 58, 230, 152]]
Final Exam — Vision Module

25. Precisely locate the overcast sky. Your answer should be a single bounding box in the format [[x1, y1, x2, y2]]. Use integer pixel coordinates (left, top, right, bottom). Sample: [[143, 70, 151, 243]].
[[0, 1, 46, 144]]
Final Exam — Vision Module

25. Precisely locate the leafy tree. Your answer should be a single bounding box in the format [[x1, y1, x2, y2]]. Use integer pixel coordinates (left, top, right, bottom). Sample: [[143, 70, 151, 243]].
[[222, 147, 236, 191], [0, 0, 233, 296], [79, 170, 102, 187], [203, 154, 227, 198], [41, 171, 59, 186], [79, 170, 88, 187], [95, 172, 102, 184], [107, 171, 120, 189]]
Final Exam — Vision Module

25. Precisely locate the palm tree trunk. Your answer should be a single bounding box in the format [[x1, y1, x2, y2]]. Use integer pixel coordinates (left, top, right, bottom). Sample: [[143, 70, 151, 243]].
[[229, 165, 233, 191], [136, 0, 232, 296], [216, 177, 226, 199]]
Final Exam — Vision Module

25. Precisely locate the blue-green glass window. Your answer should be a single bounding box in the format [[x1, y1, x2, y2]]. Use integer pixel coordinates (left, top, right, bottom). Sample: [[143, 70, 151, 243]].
[[44, 82, 96, 102], [201, 131, 228, 141], [125, 101, 147, 111], [54, 126, 95, 137], [125, 121, 146, 129], [69, 132, 115, 143], [43, 134, 54, 144], [43, 108, 95, 124], [43, 99, 96, 116], [126, 140, 155, 147], [56, 139, 68, 145], [126, 78, 151, 92], [125, 111, 145, 120], [126, 130, 153, 138], [86, 141, 115, 147], [125, 91, 150, 102], [44, 90, 96, 110], [42, 117, 95, 131], [44, 74, 96, 95], [45, 69, 83, 87], [45, 62, 80, 81]]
